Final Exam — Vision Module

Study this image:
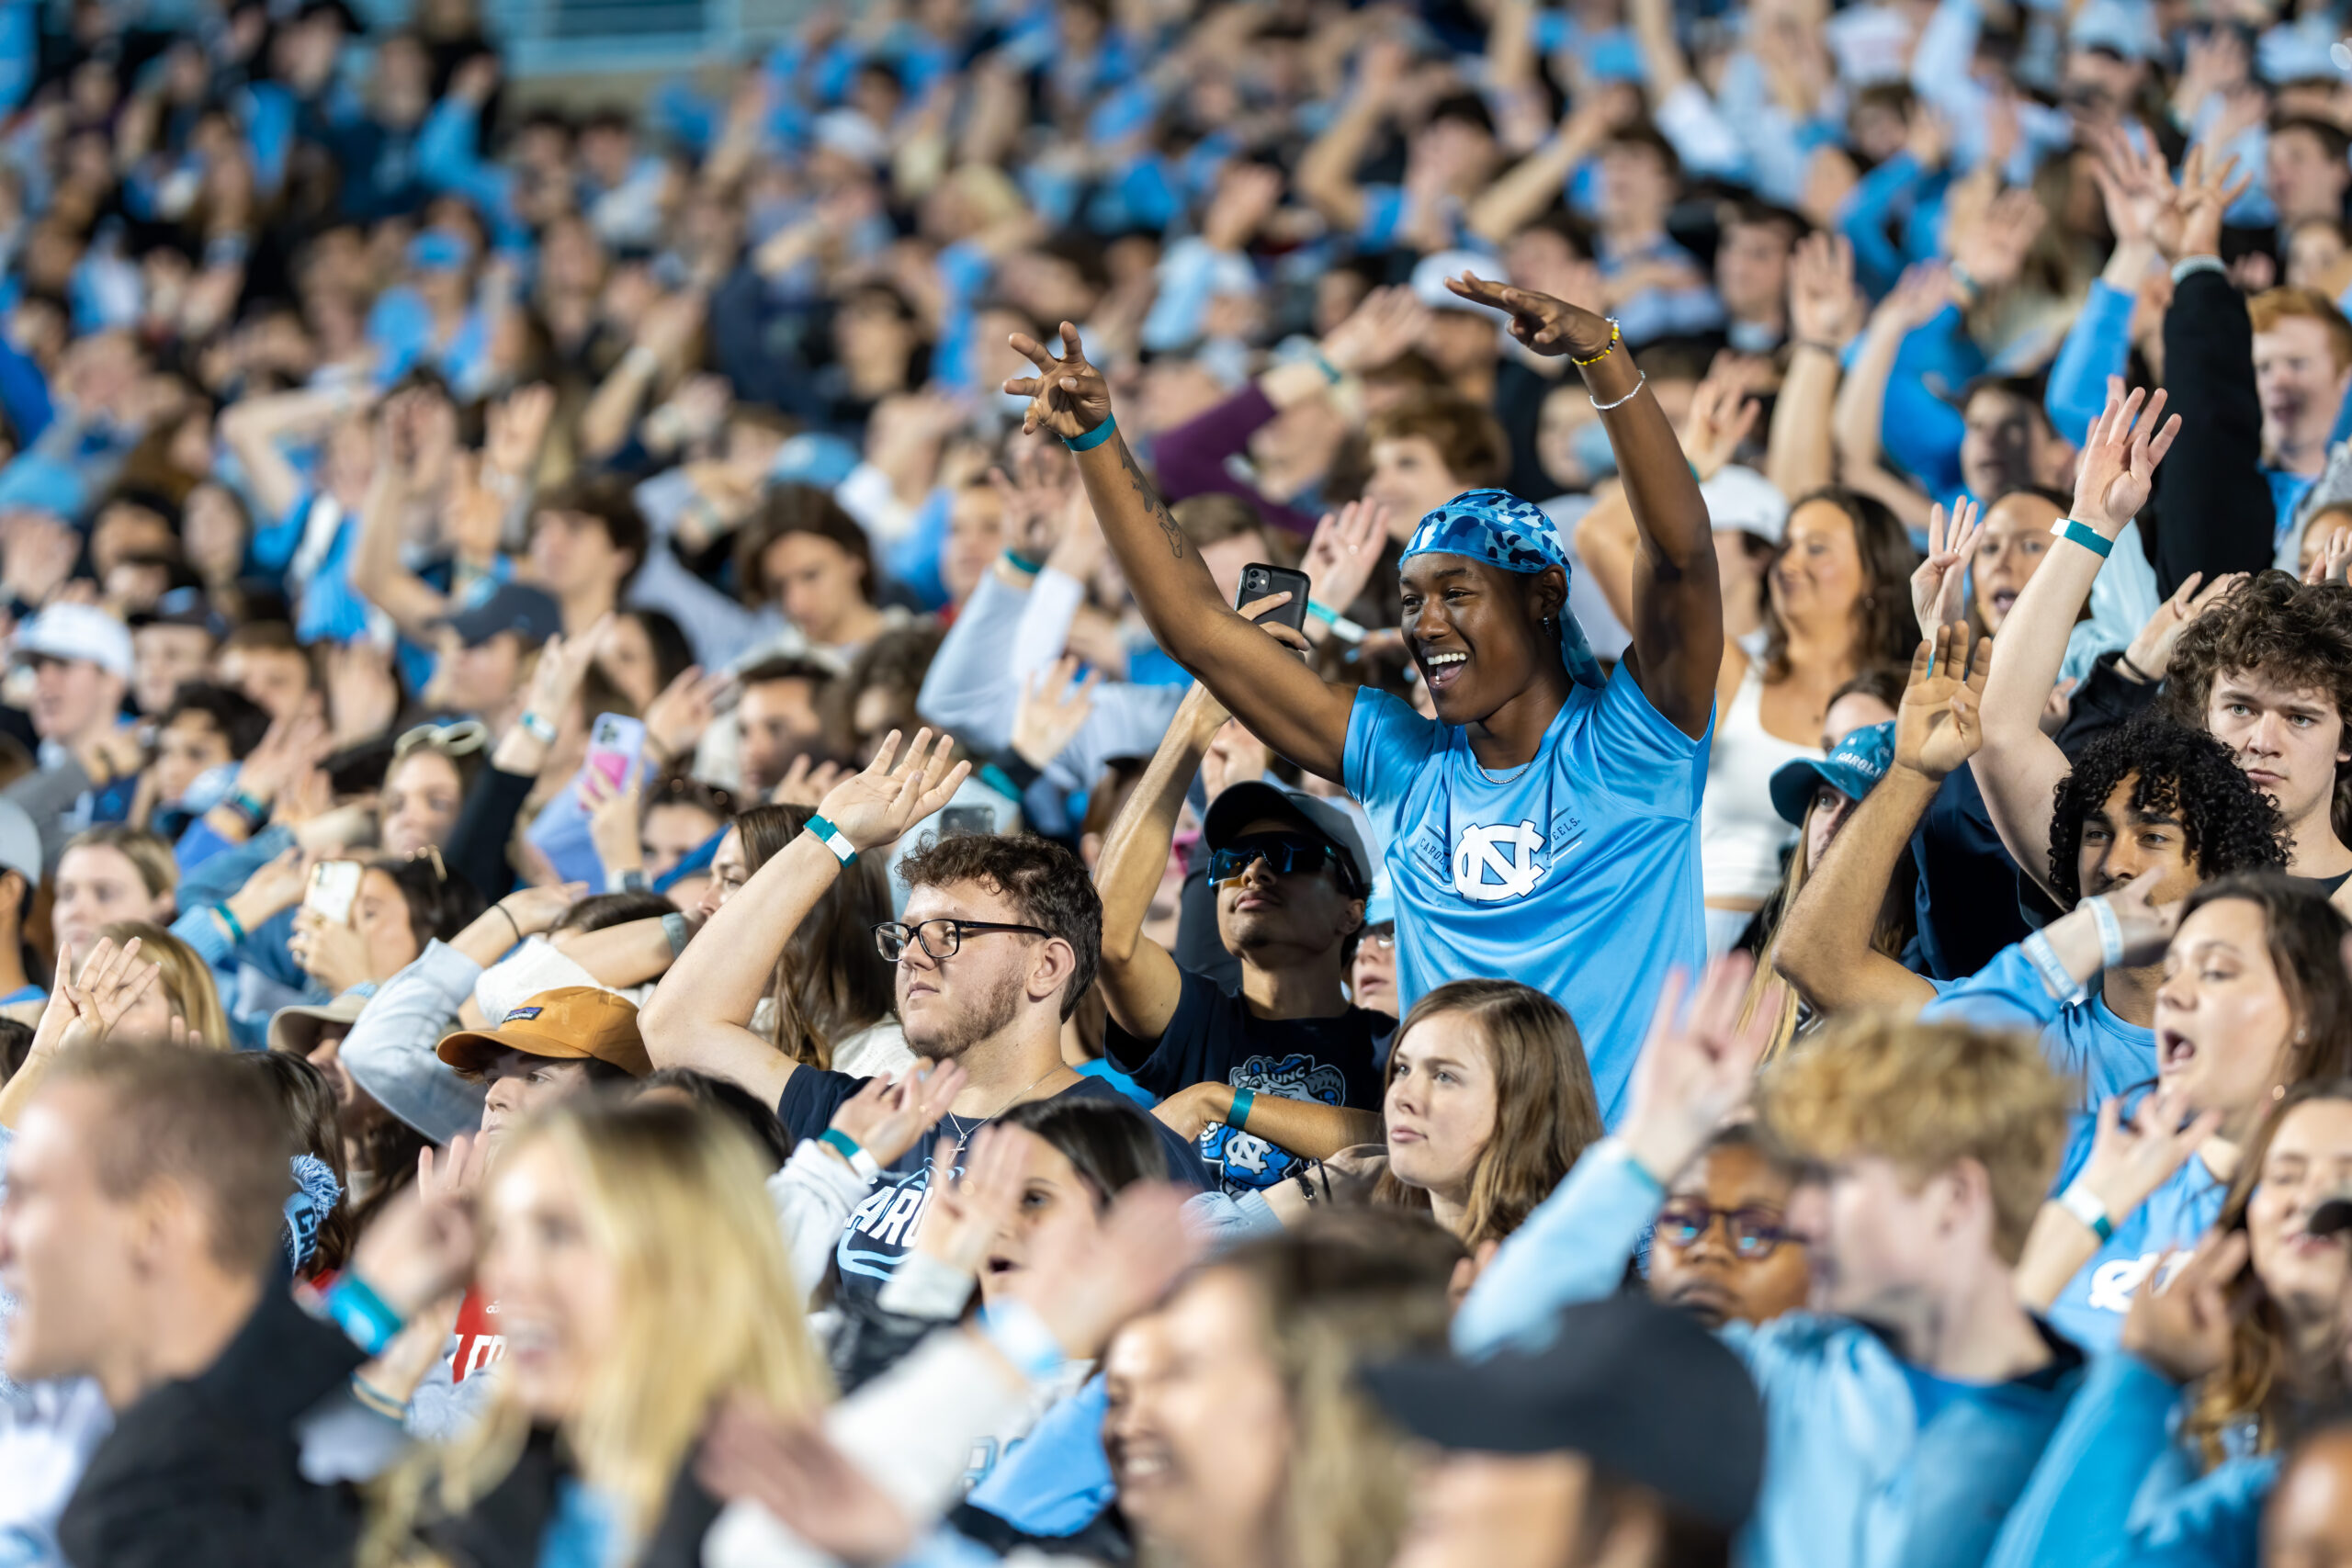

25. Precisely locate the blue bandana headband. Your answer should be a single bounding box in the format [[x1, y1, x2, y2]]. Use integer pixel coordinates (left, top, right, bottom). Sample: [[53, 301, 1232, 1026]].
[[283, 1153, 344, 1275], [1397, 489, 1605, 689]]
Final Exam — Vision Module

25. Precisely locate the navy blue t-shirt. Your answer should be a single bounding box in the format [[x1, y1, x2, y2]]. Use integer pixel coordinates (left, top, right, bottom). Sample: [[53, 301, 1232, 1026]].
[[778, 1068, 1210, 1302], [1105, 967, 1387, 1197]]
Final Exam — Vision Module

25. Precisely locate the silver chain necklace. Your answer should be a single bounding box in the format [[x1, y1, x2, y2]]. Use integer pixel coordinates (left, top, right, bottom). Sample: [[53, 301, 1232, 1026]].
[[941, 1065, 1062, 1144]]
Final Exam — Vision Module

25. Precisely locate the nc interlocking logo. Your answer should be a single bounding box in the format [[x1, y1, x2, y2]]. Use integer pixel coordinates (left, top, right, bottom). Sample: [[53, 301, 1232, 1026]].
[[1452, 819, 1547, 901]]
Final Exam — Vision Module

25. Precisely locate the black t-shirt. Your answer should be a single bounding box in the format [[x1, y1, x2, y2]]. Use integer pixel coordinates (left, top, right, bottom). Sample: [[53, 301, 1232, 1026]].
[[779, 1068, 1211, 1303], [1105, 967, 1389, 1197]]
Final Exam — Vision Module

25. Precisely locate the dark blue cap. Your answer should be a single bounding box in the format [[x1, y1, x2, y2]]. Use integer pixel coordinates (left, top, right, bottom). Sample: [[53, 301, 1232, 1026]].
[[1362, 1293, 1765, 1531], [439, 581, 561, 649], [1770, 719, 1896, 828]]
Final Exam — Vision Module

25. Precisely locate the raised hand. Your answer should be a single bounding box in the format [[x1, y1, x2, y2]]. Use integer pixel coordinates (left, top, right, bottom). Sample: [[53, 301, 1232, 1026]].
[[1442, 272, 1611, 359], [2095, 865, 2188, 969], [2165, 143, 2253, 265], [1299, 497, 1387, 615], [1894, 625, 1993, 782], [1318, 286, 1430, 378], [2088, 125, 2169, 254], [989, 440, 1075, 563], [2305, 525, 2352, 586], [2070, 380, 2180, 536], [579, 772, 644, 878], [2121, 1228, 2248, 1385], [289, 906, 375, 993], [495, 880, 591, 939], [348, 1134, 485, 1317], [1003, 323, 1113, 442], [771, 754, 845, 808], [2121, 570, 2245, 682], [1909, 498, 1984, 636], [697, 1401, 916, 1568], [1786, 231, 1861, 347], [1004, 1181, 1202, 1362], [830, 1061, 968, 1171], [1620, 953, 1782, 1185], [1950, 186, 2047, 294], [810, 728, 971, 852], [520, 615, 611, 728], [2073, 1087, 2222, 1233], [1680, 370, 1762, 483], [908, 1117, 1023, 1276], [1011, 654, 1101, 770], [641, 665, 730, 767]]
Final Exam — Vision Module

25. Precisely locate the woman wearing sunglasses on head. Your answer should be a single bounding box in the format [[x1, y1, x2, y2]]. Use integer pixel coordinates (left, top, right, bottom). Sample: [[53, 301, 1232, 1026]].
[[1645, 1123, 1813, 1328]]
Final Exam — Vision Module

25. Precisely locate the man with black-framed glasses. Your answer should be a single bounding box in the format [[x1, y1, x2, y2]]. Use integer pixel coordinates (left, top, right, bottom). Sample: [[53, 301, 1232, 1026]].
[[1093, 681, 1390, 1198], [641, 730, 1207, 1312]]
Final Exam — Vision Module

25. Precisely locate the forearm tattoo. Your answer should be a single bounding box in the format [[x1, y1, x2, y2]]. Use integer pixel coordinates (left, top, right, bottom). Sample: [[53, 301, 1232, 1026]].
[[1116, 434, 1187, 559]]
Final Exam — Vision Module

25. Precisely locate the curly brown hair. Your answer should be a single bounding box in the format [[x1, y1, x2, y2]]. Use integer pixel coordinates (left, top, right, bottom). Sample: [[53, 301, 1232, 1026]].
[[2163, 572, 2352, 839]]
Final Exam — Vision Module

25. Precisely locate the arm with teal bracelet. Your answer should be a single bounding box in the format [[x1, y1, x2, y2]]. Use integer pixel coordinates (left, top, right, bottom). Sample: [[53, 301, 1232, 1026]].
[[1229, 1087, 1255, 1132], [1064, 415, 1117, 453]]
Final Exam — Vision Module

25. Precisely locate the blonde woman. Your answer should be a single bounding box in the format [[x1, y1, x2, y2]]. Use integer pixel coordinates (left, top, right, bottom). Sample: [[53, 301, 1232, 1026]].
[[366, 1095, 831, 1563], [96, 921, 231, 1045]]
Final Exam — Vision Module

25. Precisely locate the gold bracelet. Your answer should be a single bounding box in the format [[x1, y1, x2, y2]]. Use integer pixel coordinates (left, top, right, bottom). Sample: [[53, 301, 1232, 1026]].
[[1570, 319, 1622, 367]]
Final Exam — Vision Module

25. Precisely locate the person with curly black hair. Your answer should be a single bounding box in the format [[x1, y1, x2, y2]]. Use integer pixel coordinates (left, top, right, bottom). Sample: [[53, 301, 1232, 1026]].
[[1924, 714, 2290, 1112]]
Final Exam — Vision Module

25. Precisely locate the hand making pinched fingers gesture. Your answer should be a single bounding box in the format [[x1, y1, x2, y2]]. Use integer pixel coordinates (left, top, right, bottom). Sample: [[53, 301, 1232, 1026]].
[[2123, 570, 2245, 682], [2075, 1086, 2223, 1231], [1894, 624, 1994, 782], [1443, 272, 1612, 359], [1621, 953, 1783, 1185], [2071, 379, 2180, 537], [1680, 370, 1762, 483], [910, 1119, 1025, 1277], [2121, 1226, 2249, 1386], [1004, 323, 1114, 443], [1299, 497, 1388, 615], [811, 728, 972, 852], [1910, 497, 1984, 636], [829, 1061, 970, 1172]]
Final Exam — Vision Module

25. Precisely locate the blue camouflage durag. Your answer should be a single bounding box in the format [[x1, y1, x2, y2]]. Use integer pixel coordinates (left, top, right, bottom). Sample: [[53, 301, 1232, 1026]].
[[282, 1153, 343, 1274], [1397, 489, 1605, 689]]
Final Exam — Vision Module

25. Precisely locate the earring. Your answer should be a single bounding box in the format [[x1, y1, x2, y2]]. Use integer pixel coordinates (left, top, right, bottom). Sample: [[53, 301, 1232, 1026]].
[[2275, 1083, 2288, 1100]]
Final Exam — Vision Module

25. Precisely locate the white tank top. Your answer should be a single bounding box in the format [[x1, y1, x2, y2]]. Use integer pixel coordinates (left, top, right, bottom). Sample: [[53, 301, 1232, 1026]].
[[1700, 663, 1821, 903]]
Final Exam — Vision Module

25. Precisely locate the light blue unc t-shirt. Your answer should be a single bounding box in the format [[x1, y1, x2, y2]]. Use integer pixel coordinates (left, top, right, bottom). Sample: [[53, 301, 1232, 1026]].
[[1343, 669, 1710, 1125], [2047, 1107, 2230, 1354]]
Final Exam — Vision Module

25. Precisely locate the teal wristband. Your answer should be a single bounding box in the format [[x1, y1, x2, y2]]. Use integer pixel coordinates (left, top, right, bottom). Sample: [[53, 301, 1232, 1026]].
[[212, 901, 246, 945], [1001, 548, 1046, 575], [1229, 1087, 1256, 1131], [321, 1271, 405, 1356], [2051, 518, 2114, 558], [804, 813, 858, 866], [1305, 600, 1365, 643], [820, 1127, 881, 1180], [1064, 415, 1116, 453]]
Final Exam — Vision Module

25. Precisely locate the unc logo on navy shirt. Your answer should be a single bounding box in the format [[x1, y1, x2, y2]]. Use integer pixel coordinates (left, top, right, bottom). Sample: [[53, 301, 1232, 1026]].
[[1452, 819, 1547, 902]]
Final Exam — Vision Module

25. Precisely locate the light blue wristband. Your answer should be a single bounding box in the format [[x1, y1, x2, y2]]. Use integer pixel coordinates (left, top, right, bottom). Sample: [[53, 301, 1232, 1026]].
[[1064, 415, 1116, 453], [321, 1271, 405, 1356], [979, 1298, 1069, 1382]]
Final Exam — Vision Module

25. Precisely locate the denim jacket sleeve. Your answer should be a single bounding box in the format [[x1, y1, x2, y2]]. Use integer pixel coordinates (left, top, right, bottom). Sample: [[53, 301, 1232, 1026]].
[[1452, 1138, 1661, 1359]]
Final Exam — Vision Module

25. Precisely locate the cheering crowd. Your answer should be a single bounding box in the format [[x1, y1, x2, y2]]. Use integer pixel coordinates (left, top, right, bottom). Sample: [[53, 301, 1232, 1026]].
[[14, 0, 2352, 1563]]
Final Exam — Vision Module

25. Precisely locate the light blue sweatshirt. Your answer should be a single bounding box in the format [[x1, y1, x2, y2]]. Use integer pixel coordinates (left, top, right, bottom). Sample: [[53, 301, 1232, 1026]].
[[1457, 1138, 2087, 1568]]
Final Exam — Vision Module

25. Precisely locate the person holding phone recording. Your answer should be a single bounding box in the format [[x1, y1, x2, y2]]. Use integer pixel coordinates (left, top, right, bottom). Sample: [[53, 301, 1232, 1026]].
[[1007, 276, 1722, 1124]]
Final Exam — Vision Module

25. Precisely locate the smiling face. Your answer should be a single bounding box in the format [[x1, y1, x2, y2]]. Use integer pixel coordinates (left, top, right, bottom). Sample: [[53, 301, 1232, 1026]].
[[1385, 1010, 1499, 1208], [2245, 1098, 2352, 1333], [1398, 554, 1561, 728], [2075, 772, 2202, 906], [481, 1135, 618, 1423], [2156, 897, 2297, 1122], [2256, 315, 2352, 461], [1972, 492, 2061, 632], [1770, 501, 1867, 631], [975, 1127, 1104, 1305], [2206, 671, 2349, 837], [1104, 1272, 1293, 1564]]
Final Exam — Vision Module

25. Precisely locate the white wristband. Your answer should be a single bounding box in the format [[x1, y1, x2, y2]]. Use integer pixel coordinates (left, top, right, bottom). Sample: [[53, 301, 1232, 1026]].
[[2057, 1180, 2115, 1244], [2086, 896, 2126, 970]]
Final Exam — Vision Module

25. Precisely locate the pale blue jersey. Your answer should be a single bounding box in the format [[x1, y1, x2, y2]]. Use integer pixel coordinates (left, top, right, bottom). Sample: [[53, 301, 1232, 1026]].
[[2047, 1109, 2229, 1354], [1920, 942, 2155, 1110], [1343, 670, 1710, 1124]]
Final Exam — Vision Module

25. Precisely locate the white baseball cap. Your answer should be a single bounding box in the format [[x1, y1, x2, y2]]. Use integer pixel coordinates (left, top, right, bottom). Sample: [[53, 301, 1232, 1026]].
[[14, 604, 134, 682], [0, 799, 40, 889]]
